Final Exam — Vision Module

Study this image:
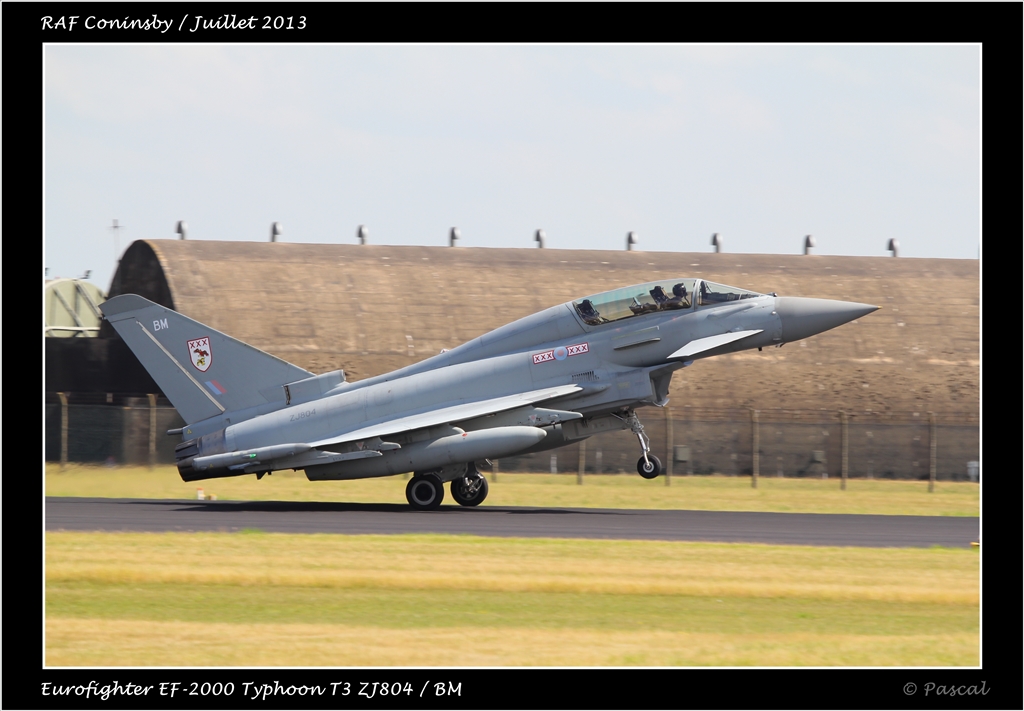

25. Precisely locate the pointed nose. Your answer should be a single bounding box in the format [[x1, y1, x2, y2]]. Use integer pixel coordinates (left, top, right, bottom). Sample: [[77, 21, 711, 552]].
[[775, 297, 879, 343]]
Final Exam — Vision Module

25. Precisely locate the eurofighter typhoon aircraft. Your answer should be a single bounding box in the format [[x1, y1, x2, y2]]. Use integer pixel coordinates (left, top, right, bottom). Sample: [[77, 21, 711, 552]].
[[100, 279, 877, 509]]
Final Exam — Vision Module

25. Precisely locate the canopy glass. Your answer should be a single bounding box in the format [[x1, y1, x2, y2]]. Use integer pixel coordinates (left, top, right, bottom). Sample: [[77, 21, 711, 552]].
[[573, 279, 763, 326]]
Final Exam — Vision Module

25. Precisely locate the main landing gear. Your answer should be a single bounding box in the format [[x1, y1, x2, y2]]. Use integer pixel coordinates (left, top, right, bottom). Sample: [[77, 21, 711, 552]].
[[406, 472, 444, 510], [405, 463, 490, 510], [615, 409, 662, 479], [451, 466, 489, 507]]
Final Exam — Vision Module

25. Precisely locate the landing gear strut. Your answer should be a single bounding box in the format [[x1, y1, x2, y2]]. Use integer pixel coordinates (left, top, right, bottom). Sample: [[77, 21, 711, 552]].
[[451, 463, 489, 507], [616, 410, 662, 479]]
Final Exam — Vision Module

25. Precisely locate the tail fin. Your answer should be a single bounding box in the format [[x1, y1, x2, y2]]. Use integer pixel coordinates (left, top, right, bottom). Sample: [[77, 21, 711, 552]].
[[100, 294, 314, 424]]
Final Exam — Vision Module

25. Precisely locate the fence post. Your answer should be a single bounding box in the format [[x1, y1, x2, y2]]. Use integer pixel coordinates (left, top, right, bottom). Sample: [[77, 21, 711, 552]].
[[148, 394, 158, 470], [751, 409, 759, 488], [928, 412, 936, 493], [841, 411, 848, 491], [577, 439, 586, 485], [866, 431, 874, 479], [684, 406, 694, 475], [665, 406, 673, 486], [59, 392, 69, 471]]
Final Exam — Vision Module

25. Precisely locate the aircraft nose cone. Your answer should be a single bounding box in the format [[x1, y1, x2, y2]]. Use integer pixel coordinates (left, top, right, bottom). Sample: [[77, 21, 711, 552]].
[[775, 297, 879, 343]]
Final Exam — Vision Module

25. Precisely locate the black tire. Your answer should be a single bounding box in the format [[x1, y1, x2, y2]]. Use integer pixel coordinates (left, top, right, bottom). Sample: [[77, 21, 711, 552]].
[[637, 455, 662, 479], [406, 473, 445, 510], [451, 474, 489, 507]]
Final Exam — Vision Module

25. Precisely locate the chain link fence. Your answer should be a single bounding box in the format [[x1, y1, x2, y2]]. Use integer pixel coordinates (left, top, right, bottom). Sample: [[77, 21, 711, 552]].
[[45, 398, 979, 481], [45, 397, 185, 467], [502, 407, 980, 482]]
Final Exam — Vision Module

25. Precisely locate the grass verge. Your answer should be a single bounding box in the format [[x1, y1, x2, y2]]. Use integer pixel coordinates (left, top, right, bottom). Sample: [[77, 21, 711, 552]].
[[46, 531, 979, 666], [45, 465, 979, 517]]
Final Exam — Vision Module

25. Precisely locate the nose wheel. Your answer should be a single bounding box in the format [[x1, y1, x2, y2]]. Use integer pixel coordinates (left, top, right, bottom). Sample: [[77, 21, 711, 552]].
[[637, 455, 662, 479], [615, 410, 663, 479]]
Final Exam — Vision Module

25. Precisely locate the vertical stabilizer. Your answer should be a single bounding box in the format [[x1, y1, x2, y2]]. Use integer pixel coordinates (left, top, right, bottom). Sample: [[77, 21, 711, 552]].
[[99, 294, 313, 424]]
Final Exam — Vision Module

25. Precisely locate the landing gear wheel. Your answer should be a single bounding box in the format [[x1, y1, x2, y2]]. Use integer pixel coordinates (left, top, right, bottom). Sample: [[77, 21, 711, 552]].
[[406, 473, 445, 510], [615, 409, 660, 479], [637, 455, 662, 479], [451, 473, 489, 507]]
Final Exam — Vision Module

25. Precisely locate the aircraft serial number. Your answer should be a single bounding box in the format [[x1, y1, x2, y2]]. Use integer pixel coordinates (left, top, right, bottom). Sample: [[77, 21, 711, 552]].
[[343, 681, 461, 698], [289, 408, 316, 421]]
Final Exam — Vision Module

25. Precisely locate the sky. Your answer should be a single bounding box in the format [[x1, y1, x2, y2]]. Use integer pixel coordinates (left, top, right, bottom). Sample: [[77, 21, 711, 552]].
[[44, 44, 980, 292]]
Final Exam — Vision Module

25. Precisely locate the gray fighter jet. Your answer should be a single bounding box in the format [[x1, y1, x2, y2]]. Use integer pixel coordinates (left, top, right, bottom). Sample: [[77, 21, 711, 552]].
[[99, 279, 877, 509]]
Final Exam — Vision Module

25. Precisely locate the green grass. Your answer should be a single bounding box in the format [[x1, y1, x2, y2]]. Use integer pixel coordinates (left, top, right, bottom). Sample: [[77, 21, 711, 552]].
[[45, 464, 979, 517], [45, 531, 979, 666], [49, 582, 974, 636]]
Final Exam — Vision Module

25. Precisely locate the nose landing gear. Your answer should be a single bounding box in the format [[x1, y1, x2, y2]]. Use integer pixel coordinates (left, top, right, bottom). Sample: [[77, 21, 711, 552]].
[[637, 455, 662, 479], [615, 410, 662, 479]]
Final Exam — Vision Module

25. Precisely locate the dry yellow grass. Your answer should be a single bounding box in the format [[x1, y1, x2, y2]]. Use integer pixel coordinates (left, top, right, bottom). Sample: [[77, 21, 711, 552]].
[[45, 532, 979, 666], [45, 464, 980, 517], [45, 617, 979, 667], [47, 532, 979, 605]]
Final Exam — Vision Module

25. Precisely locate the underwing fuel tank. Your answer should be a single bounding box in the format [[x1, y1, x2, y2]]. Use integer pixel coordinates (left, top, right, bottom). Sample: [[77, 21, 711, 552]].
[[175, 436, 313, 482], [192, 443, 313, 472], [305, 426, 548, 481]]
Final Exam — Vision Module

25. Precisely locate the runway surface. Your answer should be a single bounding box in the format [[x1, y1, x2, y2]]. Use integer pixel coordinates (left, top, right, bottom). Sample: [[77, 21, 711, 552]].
[[45, 497, 979, 548]]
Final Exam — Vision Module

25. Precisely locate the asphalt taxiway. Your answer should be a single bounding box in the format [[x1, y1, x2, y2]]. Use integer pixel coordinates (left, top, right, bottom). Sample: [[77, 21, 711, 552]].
[[44, 497, 979, 548]]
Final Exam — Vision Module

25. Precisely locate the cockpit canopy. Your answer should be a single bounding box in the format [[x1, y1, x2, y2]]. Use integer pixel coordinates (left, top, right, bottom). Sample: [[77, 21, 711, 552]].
[[573, 279, 764, 326]]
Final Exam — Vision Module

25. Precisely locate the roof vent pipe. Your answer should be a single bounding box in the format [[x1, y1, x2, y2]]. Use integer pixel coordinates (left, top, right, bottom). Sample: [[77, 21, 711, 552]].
[[803, 234, 815, 255]]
